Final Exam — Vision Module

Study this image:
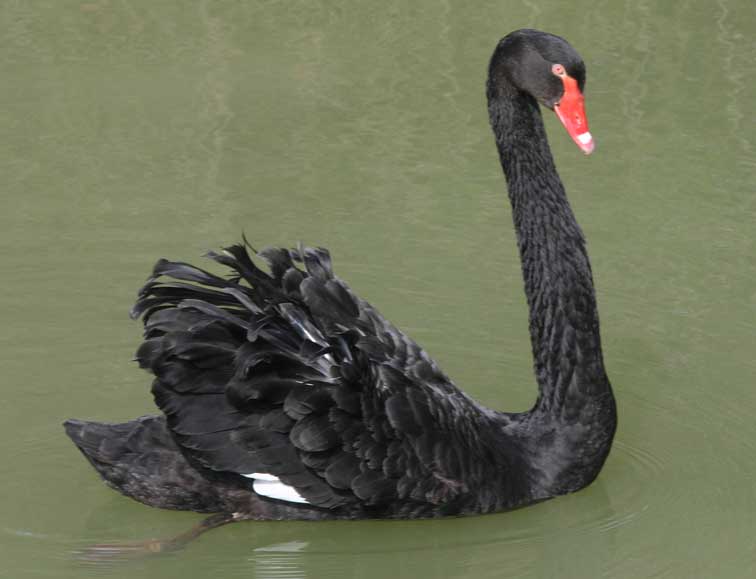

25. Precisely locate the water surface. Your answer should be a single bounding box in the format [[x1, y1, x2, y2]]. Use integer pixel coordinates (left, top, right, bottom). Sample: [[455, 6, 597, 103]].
[[1, 1, 755, 578]]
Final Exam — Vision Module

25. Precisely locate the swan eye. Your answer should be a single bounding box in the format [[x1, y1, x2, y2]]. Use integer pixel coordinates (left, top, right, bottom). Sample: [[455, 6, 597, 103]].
[[552, 64, 566, 77]]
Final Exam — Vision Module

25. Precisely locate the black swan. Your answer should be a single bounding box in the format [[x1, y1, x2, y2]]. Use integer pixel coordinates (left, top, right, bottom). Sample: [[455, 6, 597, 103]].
[[65, 29, 616, 554]]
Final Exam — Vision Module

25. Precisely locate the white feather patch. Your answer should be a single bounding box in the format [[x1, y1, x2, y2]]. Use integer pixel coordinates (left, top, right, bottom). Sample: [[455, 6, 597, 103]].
[[242, 472, 278, 482], [242, 472, 310, 504]]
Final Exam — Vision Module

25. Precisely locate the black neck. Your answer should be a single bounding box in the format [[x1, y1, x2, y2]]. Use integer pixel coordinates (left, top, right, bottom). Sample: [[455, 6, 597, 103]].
[[487, 78, 615, 429]]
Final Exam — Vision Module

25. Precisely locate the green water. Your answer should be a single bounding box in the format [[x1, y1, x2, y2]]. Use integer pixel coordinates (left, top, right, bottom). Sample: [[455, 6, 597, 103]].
[[1, 1, 755, 577]]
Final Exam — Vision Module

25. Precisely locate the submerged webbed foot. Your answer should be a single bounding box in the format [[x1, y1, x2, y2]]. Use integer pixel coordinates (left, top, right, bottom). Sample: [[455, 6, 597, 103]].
[[74, 513, 238, 564]]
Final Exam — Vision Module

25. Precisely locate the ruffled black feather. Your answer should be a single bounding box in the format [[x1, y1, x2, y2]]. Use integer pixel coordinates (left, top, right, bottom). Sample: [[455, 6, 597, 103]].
[[127, 243, 517, 516]]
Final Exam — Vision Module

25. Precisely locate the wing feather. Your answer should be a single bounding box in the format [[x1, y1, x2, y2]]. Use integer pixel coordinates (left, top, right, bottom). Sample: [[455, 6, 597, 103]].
[[133, 243, 513, 515]]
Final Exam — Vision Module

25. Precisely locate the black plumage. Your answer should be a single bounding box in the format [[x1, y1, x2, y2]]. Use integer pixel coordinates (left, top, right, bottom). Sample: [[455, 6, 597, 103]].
[[65, 29, 617, 534]]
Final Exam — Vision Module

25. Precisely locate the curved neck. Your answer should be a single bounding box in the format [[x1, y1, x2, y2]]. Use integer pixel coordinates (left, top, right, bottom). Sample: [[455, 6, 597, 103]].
[[487, 74, 616, 482]]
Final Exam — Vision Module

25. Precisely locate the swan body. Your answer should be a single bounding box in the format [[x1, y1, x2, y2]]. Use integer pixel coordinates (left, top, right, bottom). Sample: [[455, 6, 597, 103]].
[[65, 29, 616, 526]]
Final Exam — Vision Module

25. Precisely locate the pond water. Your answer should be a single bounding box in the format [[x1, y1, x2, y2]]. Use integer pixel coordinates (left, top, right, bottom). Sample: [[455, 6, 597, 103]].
[[1, 1, 755, 578]]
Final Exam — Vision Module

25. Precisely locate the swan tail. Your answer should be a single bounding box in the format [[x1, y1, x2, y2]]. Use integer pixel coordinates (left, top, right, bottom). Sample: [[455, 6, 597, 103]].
[[63, 415, 241, 513]]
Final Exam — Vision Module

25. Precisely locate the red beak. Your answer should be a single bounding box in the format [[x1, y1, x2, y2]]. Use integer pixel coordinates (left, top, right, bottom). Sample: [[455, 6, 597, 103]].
[[554, 74, 594, 155]]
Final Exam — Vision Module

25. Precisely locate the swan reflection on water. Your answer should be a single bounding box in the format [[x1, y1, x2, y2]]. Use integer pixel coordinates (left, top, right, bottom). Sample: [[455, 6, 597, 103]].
[[70, 469, 646, 579]]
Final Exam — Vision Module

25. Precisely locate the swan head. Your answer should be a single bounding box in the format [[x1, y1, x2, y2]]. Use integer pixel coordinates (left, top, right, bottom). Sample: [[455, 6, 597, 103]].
[[489, 29, 594, 154]]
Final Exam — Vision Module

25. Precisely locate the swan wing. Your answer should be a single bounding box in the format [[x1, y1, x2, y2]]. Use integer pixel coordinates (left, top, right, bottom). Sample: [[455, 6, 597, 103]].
[[132, 244, 506, 514]]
